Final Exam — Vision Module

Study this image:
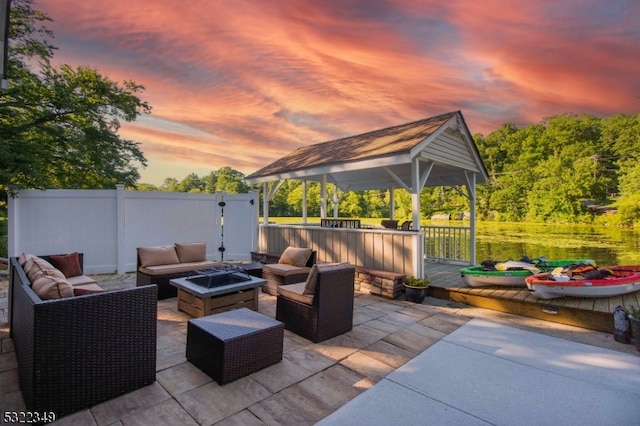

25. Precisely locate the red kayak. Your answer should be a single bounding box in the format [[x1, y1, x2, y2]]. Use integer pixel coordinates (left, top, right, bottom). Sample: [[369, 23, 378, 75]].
[[525, 265, 640, 299]]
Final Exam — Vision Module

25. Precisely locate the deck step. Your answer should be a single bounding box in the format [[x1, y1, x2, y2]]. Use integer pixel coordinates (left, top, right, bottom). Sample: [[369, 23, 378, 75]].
[[425, 262, 639, 333]]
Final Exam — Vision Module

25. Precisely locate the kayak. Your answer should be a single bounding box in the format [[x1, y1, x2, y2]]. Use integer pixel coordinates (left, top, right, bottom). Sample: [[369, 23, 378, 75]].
[[460, 258, 596, 287], [525, 265, 640, 299]]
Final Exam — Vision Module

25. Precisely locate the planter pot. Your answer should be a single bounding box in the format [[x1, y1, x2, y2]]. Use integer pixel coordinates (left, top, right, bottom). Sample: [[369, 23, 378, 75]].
[[404, 284, 427, 303], [628, 315, 640, 352]]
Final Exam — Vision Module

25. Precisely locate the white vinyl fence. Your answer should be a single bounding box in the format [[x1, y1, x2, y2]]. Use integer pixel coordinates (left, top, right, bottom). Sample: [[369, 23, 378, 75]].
[[7, 185, 258, 274]]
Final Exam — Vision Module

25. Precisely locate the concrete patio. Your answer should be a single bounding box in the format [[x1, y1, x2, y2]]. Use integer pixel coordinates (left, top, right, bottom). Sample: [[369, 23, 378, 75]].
[[0, 272, 638, 425]]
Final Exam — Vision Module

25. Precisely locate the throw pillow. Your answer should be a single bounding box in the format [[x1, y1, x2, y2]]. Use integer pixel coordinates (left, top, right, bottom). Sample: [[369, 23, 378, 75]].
[[138, 245, 180, 267], [24, 256, 56, 283], [18, 252, 35, 267], [278, 246, 312, 267], [175, 242, 206, 263], [303, 264, 319, 295], [49, 252, 83, 278], [43, 268, 66, 279], [31, 275, 74, 299]]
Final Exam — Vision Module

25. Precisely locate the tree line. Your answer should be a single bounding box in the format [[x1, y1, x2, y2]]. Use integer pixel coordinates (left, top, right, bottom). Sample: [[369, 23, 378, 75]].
[[145, 112, 640, 226], [475, 113, 640, 225]]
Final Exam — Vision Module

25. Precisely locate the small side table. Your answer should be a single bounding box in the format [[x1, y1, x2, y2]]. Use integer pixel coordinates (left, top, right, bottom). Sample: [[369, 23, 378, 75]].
[[186, 308, 284, 384]]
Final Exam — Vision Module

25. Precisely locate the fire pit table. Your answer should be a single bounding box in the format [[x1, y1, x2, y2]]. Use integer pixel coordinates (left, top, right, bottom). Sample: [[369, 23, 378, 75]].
[[170, 265, 266, 317]]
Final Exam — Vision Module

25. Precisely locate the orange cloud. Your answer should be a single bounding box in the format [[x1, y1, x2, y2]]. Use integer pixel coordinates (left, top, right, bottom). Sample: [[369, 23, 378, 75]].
[[34, 0, 640, 184]]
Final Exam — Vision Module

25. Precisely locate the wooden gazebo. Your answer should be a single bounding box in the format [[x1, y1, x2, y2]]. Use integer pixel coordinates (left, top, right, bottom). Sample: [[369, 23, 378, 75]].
[[246, 111, 489, 274]]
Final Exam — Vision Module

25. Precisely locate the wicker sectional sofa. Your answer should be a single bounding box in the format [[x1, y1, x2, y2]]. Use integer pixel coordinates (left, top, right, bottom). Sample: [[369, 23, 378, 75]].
[[136, 242, 221, 299], [9, 254, 158, 420]]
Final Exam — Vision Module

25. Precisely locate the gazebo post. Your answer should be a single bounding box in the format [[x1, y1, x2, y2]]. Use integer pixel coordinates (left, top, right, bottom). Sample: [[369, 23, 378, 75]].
[[466, 171, 477, 265], [410, 157, 421, 231], [320, 174, 327, 219], [389, 187, 395, 220]]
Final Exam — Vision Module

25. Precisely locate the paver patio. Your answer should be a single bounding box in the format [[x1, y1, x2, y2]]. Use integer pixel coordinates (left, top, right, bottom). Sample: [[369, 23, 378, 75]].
[[0, 272, 636, 425]]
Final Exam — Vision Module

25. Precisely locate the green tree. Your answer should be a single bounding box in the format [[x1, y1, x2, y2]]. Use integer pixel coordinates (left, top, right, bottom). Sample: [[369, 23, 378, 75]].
[[1, 0, 150, 196], [160, 177, 180, 192], [202, 171, 218, 193], [615, 160, 640, 225], [178, 173, 204, 193], [362, 190, 389, 218], [136, 183, 160, 192], [339, 192, 363, 217], [214, 166, 247, 193]]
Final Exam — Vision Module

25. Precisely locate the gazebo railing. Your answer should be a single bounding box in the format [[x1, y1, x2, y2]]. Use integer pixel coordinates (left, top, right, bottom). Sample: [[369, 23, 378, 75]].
[[421, 225, 471, 263]]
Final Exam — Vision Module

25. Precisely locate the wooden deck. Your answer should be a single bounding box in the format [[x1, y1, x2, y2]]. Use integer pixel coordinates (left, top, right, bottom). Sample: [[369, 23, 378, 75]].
[[424, 261, 640, 333]]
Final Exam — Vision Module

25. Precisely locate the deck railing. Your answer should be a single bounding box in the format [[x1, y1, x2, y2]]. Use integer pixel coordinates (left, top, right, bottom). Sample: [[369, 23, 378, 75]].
[[421, 225, 471, 263]]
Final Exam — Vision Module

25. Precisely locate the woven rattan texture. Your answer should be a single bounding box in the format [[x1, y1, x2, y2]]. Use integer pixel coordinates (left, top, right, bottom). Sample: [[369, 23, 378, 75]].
[[10, 257, 158, 420], [187, 308, 284, 384], [260, 251, 316, 295], [136, 268, 185, 299], [261, 269, 310, 295], [276, 266, 355, 342]]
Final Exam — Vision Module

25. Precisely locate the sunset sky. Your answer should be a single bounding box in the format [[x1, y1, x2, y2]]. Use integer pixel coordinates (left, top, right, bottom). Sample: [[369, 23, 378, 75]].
[[34, 0, 640, 185]]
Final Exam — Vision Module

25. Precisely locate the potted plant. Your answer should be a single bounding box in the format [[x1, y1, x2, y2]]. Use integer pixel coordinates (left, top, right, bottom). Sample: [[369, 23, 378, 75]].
[[627, 306, 640, 351], [403, 276, 429, 303]]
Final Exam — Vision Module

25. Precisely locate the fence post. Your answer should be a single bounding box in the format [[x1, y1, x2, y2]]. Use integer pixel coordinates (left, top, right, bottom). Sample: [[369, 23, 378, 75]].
[[116, 185, 126, 274], [7, 191, 17, 257]]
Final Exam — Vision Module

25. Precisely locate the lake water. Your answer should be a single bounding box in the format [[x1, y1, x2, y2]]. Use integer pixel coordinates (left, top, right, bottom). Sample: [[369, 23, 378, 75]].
[[471, 222, 640, 266]]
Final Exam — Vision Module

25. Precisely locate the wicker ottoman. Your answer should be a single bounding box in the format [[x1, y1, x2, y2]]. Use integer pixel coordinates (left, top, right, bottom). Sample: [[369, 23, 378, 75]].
[[186, 308, 284, 384]]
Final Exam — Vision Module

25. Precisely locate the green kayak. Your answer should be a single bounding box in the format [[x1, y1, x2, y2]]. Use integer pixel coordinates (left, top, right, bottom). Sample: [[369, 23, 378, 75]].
[[460, 258, 596, 287]]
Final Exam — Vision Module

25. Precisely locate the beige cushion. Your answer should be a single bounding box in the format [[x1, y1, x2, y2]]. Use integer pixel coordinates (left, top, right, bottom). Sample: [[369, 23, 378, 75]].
[[138, 261, 221, 276], [303, 263, 349, 294], [263, 263, 311, 277], [278, 247, 312, 267], [73, 283, 106, 296], [31, 275, 74, 299], [23, 259, 40, 282], [278, 282, 313, 305], [317, 262, 349, 273], [175, 242, 206, 263], [18, 252, 35, 267], [66, 275, 98, 286], [24, 256, 56, 283], [303, 264, 319, 295], [138, 245, 180, 267], [43, 268, 66, 279]]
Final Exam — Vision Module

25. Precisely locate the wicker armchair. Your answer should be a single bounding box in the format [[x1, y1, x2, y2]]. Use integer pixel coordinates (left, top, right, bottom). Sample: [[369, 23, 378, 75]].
[[276, 263, 355, 342], [261, 249, 316, 295]]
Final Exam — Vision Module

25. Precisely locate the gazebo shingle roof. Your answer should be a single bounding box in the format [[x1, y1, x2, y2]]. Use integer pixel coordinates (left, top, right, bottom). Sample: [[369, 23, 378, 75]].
[[247, 111, 457, 179]]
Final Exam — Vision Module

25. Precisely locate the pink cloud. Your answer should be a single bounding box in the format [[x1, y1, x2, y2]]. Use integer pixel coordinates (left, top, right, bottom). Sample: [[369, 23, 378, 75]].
[[32, 0, 640, 184]]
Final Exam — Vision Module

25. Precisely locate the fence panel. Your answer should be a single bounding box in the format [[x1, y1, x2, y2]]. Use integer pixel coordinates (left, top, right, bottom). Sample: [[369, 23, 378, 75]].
[[122, 190, 223, 271], [218, 191, 258, 261], [8, 189, 118, 271], [8, 186, 257, 274]]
